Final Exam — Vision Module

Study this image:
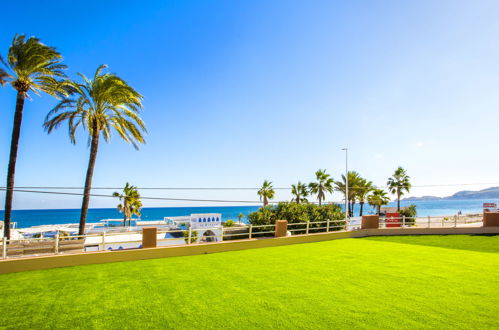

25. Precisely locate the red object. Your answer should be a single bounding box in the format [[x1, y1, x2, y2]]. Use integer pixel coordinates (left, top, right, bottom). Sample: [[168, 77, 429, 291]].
[[483, 203, 497, 213], [385, 212, 401, 227]]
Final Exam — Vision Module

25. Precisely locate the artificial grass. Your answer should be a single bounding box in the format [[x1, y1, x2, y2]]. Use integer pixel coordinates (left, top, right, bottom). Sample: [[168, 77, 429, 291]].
[[0, 235, 497, 329]]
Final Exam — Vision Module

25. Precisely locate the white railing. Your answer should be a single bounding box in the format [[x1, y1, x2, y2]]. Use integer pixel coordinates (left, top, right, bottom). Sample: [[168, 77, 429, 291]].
[[0, 215, 484, 259], [286, 220, 346, 234], [378, 214, 483, 228]]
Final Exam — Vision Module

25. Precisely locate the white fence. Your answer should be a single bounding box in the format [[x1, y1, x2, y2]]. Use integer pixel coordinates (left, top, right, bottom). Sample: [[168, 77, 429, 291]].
[[378, 214, 482, 228], [0, 215, 484, 259]]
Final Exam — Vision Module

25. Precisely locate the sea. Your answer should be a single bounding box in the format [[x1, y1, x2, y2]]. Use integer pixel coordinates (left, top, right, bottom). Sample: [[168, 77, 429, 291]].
[[0, 199, 496, 229]]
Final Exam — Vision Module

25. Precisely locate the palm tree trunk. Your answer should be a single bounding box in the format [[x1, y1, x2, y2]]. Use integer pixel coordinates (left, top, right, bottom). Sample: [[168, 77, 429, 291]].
[[3, 92, 25, 240], [79, 131, 100, 235], [397, 188, 400, 212], [377, 205, 381, 215], [123, 200, 128, 227], [359, 202, 364, 216]]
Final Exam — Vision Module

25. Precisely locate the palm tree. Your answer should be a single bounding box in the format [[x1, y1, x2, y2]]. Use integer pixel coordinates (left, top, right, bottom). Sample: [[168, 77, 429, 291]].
[[367, 189, 390, 215], [335, 171, 361, 216], [387, 166, 411, 211], [308, 169, 334, 206], [291, 181, 309, 204], [237, 213, 245, 224], [356, 178, 373, 216], [0, 35, 67, 239], [113, 183, 142, 226], [44, 65, 146, 235], [257, 180, 275, 207]]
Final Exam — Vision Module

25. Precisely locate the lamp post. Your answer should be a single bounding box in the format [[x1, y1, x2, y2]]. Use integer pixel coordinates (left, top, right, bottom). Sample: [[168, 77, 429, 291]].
[[342, 148, 349, 224]]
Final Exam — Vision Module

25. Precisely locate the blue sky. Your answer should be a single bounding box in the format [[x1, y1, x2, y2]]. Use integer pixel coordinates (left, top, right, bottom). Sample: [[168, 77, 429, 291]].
[[1, 0, 499, 209]]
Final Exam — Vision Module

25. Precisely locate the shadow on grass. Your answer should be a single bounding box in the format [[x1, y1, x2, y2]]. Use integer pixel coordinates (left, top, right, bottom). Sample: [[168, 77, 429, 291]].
[[362, 234, 499, 254]]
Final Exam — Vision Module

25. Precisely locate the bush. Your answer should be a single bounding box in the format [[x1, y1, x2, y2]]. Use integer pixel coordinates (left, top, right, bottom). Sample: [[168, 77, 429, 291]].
[[247, 202, 346, 236], [400, 204, 417, 225], [182, 230, 198, 243], [223, 220, 235, 227], [247, 206, 276, 226]]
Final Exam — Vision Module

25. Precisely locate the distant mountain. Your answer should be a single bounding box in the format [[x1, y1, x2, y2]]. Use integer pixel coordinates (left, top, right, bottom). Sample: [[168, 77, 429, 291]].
[[402, 186, 499, 201], [402, 195, 442, 201]]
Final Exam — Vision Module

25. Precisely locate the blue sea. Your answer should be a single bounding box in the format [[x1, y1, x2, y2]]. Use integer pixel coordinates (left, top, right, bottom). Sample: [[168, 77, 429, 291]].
[[0, 199, 496, 228]]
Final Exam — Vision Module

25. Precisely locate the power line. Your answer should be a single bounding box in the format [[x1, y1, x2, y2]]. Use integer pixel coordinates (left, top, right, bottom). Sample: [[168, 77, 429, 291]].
[[1, 182, 497, 205], [0, 188, 348, 204], [1, 182, 498, 190], [10, 187, 321, 190], [0, 188, 265, 204]]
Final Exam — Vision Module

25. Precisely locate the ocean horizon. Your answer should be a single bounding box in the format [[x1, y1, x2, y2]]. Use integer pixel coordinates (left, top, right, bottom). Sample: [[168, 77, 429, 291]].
[[0, 198, 496, 229]]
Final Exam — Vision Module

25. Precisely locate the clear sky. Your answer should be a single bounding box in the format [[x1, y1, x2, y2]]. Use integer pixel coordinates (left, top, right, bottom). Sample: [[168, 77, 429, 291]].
[[1, 0, 499, 209]]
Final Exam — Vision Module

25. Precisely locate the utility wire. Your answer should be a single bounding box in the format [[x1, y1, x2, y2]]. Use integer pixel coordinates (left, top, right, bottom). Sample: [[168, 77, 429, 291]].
[[2, 183, 496, 205], [0, 188, 274, 204], [0, 188, 342, 204], [1, 182, 497, 205], [1, 182, 499, 190], [0, 186, 289, 190]]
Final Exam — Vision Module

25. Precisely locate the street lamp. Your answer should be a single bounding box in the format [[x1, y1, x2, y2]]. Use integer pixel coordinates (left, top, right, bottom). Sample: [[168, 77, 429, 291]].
[[341, 148, 349, 225]]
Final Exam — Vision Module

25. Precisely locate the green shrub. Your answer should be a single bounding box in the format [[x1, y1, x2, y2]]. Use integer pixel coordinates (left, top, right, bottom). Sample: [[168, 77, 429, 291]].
[[247, 206, 276, 226], [182, 230, 198, 243], [224, 220, 235, 227], [400, 204, 417, 225], [248, 202, 345, 236]]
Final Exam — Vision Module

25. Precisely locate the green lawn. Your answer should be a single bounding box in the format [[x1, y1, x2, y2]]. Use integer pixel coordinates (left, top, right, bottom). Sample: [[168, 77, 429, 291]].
[[1, 235, 498, 329]]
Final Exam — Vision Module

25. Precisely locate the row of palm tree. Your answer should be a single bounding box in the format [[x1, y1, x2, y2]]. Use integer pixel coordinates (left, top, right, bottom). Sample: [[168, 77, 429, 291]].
[[257, 170, 334, 207], [1, 35, 146, 239], [257, 166, 411, 216], [257, 180, 275, 207], [387, 166, 412, 210], [308, 170, 335, 206], [112, 183, 142, 227]]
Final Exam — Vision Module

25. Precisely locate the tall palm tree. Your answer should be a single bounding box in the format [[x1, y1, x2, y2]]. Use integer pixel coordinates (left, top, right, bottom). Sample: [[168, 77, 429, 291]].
[[113, 182, 142, 226], [335, 171, 360, 216], [0, 35, 67, 239], [237, 213, 245, 224], [308, 169, 334, 206], [356, 178, 373, 216], [291, 181, 309, 204], [387, 166, 411, 211], [367, 189, 390, 215], [44, 65, 146, 235], [257, 180, 275, 207]]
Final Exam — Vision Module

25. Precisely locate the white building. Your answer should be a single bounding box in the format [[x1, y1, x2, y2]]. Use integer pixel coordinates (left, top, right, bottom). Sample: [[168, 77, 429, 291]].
[[165, 213, 222, 243]]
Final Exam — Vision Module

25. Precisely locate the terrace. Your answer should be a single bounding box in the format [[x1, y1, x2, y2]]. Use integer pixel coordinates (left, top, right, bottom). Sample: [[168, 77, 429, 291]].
[[0, 235, 497, 328], [0, 213, 488, 260]]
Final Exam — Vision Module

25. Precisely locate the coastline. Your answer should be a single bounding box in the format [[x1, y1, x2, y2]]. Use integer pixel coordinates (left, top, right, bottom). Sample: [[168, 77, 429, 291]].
[[0, 198, 495, 229]]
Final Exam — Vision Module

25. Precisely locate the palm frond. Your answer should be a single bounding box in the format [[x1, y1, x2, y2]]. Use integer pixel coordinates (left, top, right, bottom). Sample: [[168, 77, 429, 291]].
[[0, 68, 11, 87], [3, 34, 67, 96], [44, 65, 146, 149]]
